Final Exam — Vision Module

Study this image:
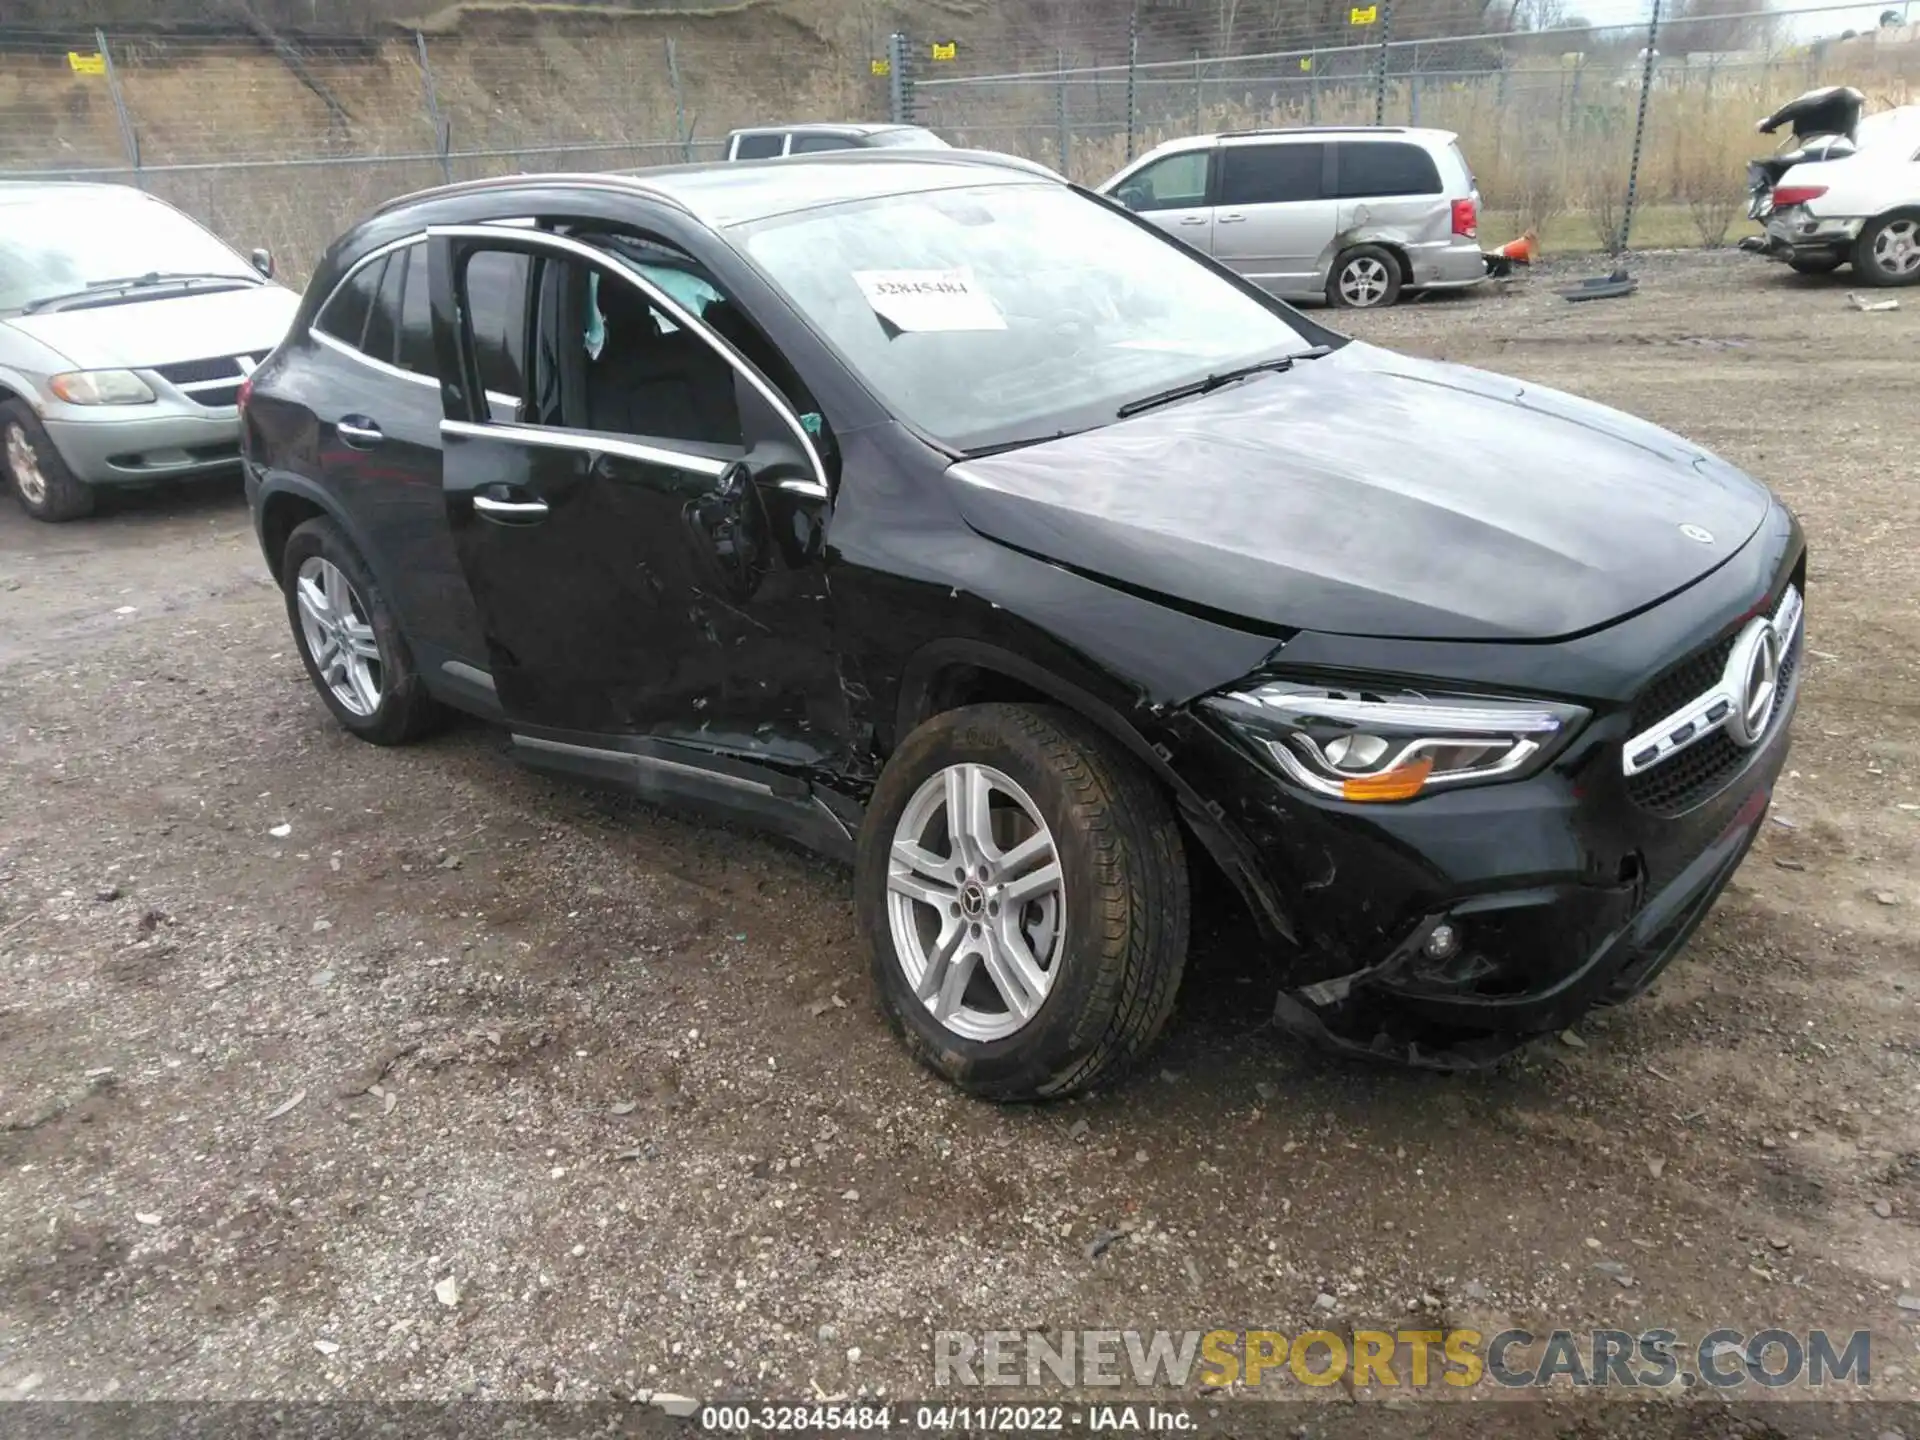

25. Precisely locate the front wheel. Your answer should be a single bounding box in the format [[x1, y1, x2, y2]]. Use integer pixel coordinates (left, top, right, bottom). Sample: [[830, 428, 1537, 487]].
[[2, 401, 95, 522], [856, 703, 1190, 1102], [1327, 245, 1404, 309], [1853, 212, 1920, 287]]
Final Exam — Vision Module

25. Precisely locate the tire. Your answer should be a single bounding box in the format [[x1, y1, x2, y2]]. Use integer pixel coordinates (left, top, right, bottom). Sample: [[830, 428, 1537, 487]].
[[280, 515, 444, 745], [1786, 253, 1843, 275], [2, 400, 95, 522], [856, 703, 1190, 1102], [1327, 245, 1403, 309], [1852, 211, 1920, 287]]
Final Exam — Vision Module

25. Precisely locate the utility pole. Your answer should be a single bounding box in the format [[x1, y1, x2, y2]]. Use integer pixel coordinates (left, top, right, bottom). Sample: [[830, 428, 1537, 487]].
[[1618, 0, 1663, 254], [1373, 0, 1395, 127]]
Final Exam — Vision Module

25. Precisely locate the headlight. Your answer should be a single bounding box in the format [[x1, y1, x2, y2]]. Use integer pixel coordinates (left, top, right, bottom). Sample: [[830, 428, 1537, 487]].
[[1207, 681, 1588, 803], [49, 370, 156, 405]]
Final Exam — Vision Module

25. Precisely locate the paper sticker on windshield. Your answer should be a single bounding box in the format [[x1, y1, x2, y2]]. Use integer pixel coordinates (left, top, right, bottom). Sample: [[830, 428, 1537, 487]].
[[853, 268, 1005, 333]]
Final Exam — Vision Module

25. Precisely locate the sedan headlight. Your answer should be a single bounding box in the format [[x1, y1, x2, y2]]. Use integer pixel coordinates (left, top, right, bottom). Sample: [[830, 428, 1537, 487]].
[[1208, 681, 1588, 803], [49, 370, 156, 405]]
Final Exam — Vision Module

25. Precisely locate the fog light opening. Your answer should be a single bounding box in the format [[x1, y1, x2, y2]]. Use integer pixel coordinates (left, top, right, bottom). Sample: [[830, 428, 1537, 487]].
[[1423, 922, 1462, 962]]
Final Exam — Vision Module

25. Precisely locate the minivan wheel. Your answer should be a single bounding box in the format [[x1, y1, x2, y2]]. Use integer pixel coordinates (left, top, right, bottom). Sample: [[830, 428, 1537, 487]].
[[1, 401, 95, 522], [281, 515, 444, 745], [856, 703, 1190, 1101], [1328, 245, 1403, 309], [1853, 212, 1920, 287]]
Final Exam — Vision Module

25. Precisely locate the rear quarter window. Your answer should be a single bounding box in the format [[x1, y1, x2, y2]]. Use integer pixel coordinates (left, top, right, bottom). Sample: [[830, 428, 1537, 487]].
[[733, 133, 785, 160], [1332, 141, 1443, 199]]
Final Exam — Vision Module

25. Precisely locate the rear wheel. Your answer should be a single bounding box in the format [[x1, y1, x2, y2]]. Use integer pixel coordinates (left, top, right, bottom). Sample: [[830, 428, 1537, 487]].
[[1328, 245, 1403, 309], [281, 515, 444, 745], [1853, 212, 1920, 287], [856, 703, 1189, 1102], [2, 401, 95, 522]]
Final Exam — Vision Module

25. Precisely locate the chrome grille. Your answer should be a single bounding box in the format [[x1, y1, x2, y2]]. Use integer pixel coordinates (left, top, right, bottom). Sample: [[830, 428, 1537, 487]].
[[154, 353, 261, 410], [1623, 583, 1802, 818]]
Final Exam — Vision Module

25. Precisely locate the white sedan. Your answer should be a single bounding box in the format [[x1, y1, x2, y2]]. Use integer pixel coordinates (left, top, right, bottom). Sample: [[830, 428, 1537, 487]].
[[1758, 106, 1920, 285]]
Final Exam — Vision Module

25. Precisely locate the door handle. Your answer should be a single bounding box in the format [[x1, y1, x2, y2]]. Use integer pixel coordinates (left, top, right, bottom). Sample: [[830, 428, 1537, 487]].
[[336, 416, 383, 448], [1178, 215, 1208, 226], [472, 494, 550, 521], [1217, 213, 1247, 224]]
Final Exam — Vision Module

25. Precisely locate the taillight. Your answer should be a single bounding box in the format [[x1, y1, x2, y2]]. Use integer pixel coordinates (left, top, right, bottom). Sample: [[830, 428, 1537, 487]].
[[1771, 184, 1828, 208], [1451, 197, 1477, 238], [236, 375, 253, 413]]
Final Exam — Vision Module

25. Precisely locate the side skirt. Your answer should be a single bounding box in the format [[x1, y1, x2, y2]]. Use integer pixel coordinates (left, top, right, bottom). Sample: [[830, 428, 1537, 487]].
[[507, 728, 857, 865]]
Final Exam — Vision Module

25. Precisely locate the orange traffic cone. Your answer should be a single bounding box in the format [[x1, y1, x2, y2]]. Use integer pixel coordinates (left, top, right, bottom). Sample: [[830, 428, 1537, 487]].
[[1493, 229, 1539, 265]]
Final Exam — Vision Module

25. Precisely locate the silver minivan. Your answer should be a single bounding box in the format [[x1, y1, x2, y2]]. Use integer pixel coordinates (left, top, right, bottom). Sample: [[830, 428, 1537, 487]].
[[0, 182, 299, 521], [1100, 126, 1486, 309]]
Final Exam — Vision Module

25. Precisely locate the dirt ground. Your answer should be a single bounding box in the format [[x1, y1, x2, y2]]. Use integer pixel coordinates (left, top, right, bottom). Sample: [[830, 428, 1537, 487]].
[[2, 250, 1918, 1433]]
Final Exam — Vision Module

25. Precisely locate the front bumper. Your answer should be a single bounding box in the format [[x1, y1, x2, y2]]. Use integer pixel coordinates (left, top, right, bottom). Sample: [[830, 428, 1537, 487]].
[[1166, 527, 1805, 1069], [41, 407, 243, 487]]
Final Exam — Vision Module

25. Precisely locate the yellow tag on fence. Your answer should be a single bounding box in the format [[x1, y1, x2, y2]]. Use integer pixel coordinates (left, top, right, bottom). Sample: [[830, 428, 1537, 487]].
[[68, 51, 107, 75], [1299, 56, 1314, 70], [930, 41, 957, 61], [870, 58, 891, 75], [1349, 5, 1378, 23]]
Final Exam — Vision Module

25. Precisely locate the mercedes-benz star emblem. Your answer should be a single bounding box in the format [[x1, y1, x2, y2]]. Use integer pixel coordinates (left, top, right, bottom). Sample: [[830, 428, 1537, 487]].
[[1679, 523, 1715, 545], [1724, 617, 1784, 748]]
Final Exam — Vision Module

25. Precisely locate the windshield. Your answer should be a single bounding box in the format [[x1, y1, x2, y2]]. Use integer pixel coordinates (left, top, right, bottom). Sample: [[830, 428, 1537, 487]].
[[0, 190, 255, 312], [737, 183, 1316, 451]]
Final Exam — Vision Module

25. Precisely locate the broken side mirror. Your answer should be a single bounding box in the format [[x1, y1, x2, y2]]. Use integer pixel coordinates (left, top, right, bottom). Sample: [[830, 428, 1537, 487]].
[[250, 247, 276, 279]]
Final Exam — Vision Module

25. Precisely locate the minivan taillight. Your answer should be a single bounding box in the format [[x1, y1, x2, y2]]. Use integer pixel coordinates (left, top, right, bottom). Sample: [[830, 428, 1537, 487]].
[[1451, 197, 1478, 238], [236, 375, 253, 413], [1770, 184, 1828, 208]]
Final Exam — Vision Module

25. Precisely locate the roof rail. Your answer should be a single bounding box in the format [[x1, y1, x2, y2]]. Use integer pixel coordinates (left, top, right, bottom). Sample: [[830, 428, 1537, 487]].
[[371, 149, 1058, 220], [372, 170, 690, 219], [1214, 125, 1410, 138]]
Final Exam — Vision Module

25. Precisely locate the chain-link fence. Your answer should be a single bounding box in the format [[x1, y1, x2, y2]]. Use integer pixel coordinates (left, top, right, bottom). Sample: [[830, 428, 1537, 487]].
[[2, 4, 1917, 281]]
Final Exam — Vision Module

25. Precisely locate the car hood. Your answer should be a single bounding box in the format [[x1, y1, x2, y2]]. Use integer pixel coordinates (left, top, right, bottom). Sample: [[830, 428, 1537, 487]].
[[5, 283, 300, 369], [945, 343, 1774, 642]]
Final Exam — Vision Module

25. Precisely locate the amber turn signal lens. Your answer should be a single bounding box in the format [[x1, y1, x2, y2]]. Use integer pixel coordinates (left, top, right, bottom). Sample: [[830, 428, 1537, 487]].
[[1340, 756, 1434, 802]]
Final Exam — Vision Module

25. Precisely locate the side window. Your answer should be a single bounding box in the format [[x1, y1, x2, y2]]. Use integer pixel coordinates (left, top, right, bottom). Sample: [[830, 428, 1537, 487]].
[[1115, 150, 1210, 212], [313, 254, 384, 349], [397, 241, 435, 377], [790, 134, 855, 154], [1332, 141, 1443, 199], [465, 251, 533, 402], [496, 252, 742, 450], [733, 133, 785, 160], [1218, 143, 1324, 207], [362, 250, 405, 366]]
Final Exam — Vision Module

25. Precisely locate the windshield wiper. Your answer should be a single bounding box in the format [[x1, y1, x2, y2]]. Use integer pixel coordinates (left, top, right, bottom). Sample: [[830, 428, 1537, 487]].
[[22, 272, 256, 315], [96, 270, 256, 290], [964, 427, 1086, 459], [1114, 345, 1332, 420]]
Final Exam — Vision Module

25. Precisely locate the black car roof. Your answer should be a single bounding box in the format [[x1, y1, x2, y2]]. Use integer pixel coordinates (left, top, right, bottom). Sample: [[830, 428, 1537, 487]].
[[373, 150, 1059, 231]]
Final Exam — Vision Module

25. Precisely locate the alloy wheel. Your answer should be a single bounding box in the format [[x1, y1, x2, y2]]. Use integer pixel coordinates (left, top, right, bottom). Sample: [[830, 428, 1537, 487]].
[[1339, 256, 1392, 307], [884, 762, 1066, 1042], [5, 423, 47, 506], [295, 556, 384, 717], [1873, 218, 1920, 277]]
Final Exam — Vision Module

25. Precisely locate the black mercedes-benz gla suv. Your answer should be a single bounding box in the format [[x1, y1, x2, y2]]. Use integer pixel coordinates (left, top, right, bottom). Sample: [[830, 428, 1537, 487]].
[[242, 150, 1804, 1098]]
